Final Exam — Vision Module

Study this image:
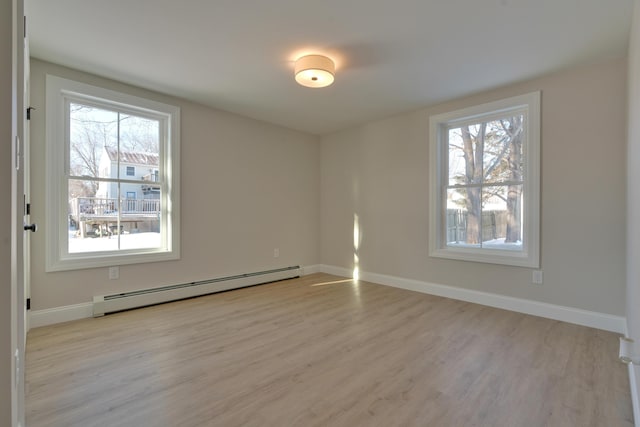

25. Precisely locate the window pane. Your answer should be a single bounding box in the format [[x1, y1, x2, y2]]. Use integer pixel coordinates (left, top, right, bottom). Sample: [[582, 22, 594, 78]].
[[448, 116, 525, 187], [445, 185, 525, 251], [68, 179, 162, 253], [118, 114, 160, 183], [69, 103, 117, 178], [483, 115, 524, 184], [120, 193, 162, 250], [448, 124, 482, 186], [445, 187, 481, 247], [481, 185, 523, 251], [68, 179, 119, 253]]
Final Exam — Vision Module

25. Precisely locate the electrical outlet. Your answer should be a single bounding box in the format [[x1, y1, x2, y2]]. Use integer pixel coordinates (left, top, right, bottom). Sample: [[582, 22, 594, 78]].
[[273, 248, 280, 258], [532, 270, 543, 284], [108, 266, 119, 280]]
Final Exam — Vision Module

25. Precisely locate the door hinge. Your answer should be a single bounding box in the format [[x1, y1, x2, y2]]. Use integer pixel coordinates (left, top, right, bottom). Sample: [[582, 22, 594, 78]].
[[23, 16, 26, 38], [26, 298, 30, 310]]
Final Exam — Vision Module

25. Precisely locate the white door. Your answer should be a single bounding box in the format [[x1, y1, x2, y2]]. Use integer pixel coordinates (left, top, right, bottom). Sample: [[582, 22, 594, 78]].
[[12, 0, 28, 425], [23, 2, 32, 335]]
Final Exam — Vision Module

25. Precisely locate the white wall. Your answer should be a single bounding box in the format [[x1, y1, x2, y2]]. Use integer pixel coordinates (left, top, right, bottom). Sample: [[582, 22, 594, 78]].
[[627, 0, 640, 414], [29, 59, 321, 310], [0, 0, 14, 424], [321, 57, 627, 316]]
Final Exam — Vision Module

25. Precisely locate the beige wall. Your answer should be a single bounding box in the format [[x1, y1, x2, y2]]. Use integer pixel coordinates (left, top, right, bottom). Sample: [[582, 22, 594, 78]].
[[1, 0, 13, 424], [28, 47, 629, 317], [29, 59, 321, 310], [321, 57, 627, 316], [627, 0, 640, 407]]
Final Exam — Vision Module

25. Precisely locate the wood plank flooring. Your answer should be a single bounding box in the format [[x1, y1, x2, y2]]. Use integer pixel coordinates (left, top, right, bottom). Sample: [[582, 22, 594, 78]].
[[26, 273, 633, 426]]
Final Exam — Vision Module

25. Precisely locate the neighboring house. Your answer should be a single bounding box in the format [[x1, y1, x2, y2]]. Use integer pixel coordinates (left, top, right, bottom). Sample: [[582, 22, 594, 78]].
[[71, 147, 161, 237], [95, 146, 160, 201]]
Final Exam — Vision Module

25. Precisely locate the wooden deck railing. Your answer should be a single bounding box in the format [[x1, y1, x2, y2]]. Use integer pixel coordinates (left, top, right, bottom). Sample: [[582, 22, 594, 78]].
[[70, 197, 160, 221]]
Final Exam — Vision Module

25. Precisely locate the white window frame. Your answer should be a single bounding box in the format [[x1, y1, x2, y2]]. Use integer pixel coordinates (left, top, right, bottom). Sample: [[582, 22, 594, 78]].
[[45, 75, 180, 271], [429, 92, 540, 268]]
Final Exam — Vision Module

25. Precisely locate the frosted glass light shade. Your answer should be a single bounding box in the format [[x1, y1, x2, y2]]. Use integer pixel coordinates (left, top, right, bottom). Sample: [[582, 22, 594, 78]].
[[294, 55, 335, 88]]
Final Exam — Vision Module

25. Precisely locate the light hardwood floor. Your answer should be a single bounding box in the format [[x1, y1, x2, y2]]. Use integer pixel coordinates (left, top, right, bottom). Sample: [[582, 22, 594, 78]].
[[26, 273, 633, 427]]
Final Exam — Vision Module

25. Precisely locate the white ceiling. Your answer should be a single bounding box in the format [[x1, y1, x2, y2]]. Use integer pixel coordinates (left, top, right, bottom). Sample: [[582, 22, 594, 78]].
[[27, 0, 633, 135]]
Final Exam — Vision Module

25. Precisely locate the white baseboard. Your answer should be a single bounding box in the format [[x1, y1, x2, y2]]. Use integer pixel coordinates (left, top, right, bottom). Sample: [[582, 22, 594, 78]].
[[28, 265, 626, 335], [301, 264, 322, 275], [30, 266, 310, 328], [629, 364, 639, 427], [30, 302, 94, 329], [622, 324, 639, 426], [318, 264, 626, 333], [320, 264, 354, 277]]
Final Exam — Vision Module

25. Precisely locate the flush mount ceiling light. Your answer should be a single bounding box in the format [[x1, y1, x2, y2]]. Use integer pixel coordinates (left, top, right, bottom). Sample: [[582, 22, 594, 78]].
[[294, 55, 335, 88]]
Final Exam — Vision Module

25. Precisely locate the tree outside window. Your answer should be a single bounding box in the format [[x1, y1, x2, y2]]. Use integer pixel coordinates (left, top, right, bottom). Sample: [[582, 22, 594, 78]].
[[429, 92, 540, 268], [447, 115, 523, 248]]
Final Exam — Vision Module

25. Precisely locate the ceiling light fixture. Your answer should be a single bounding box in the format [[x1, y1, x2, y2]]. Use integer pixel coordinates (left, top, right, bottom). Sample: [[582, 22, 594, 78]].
[[294, 55, 335, 88]]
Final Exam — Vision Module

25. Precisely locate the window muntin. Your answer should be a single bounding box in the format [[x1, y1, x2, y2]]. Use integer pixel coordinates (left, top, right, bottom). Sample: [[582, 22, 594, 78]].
[[46, 75, 180, 271], [429, 92, 540, 267]]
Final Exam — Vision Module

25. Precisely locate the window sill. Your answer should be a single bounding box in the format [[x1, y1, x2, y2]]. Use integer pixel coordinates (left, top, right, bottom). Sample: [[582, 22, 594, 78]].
[[429, 246, 539, 268], [46, 249, 180, 272]]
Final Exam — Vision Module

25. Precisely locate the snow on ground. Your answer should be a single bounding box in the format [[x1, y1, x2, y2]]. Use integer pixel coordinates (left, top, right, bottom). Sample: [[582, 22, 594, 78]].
[[69, 231, 161, 253], [447, 238, 522, 251]]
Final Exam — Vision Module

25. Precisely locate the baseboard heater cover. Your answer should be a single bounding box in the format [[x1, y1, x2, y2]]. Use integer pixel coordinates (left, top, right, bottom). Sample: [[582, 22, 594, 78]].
[[93, 266, 301, 317]]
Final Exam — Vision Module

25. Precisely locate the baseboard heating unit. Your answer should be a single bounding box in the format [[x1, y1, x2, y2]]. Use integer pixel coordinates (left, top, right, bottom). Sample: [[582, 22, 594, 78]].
[[92, 266, 301, 317]]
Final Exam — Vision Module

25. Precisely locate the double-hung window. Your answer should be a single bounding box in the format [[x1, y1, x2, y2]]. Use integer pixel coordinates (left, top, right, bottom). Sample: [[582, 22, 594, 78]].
[[45, 75, 180, 271], [429, 92, 540, 267]]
